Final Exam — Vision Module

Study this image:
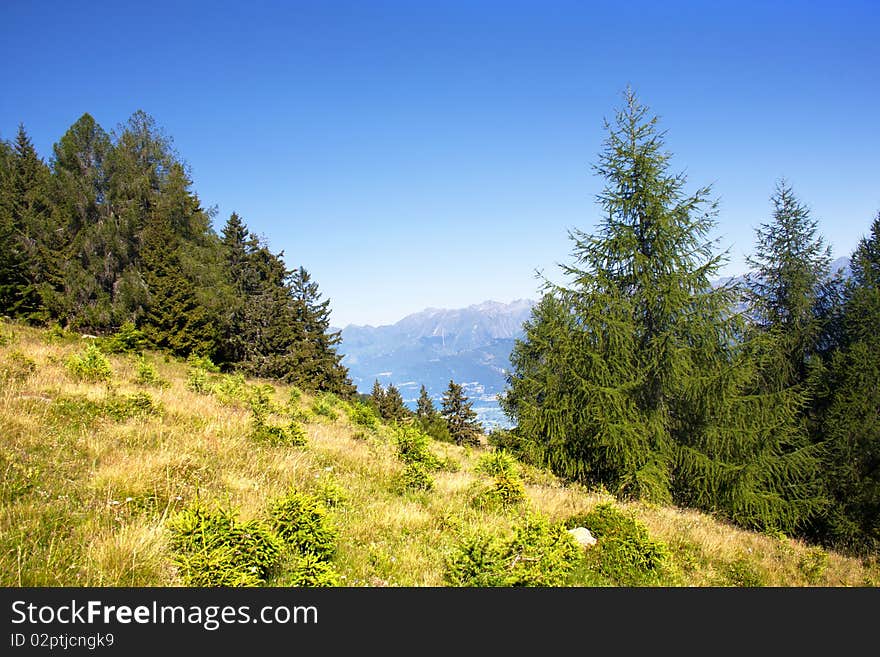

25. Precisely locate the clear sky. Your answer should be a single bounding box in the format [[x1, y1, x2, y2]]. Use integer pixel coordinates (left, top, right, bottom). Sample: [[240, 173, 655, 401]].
[[2, 0, 878, 327]]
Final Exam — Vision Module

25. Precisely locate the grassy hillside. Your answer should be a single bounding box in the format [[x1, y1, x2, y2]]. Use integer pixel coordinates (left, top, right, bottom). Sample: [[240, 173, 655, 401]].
[[1, 320, 877, 587]]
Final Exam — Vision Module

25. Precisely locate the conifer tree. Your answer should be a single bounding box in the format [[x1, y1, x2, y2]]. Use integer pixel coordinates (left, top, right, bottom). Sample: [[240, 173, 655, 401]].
[[370, 379, 386, 415], [139, 213, 217, 357], [382, 383, 409, 422], [820, 212, 880, 553], [745, 181, 836, 386], [502, 89, 821, 530], [416, 385, 436, 419], [287, 266, 355, 397], [0, 137, 31, 317], [416, 383, 451, 442], [49, 113, 111, 325], [7, 125, 55, 321], [441, 380, 481, 446]]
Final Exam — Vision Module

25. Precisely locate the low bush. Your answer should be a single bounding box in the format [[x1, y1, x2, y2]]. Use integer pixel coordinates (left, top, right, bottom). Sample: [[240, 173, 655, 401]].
[[100, 322, 146, 354], [564, 503, 673, 586], [213, 373, 249, 405], [347, 401, 379, 429], [721, 557, 768, 587], [446, 514, 583, 587], [105, 392, 163, 421], [251, 419, 308, 447], [186, 366, 212, 394], [1, 351, 37, 383], [66, 344, 113, 382], [133, 356, 169, 388], [472, 450, 527, 509], [268, 490, 338, 560], [311, 396, 338, 421], [168, 504, 282, 587]]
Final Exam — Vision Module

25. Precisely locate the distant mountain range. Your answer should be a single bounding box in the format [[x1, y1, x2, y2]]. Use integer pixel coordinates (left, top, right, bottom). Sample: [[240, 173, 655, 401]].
[[338, 257, 852, 430], [338, 299, 535, 429]]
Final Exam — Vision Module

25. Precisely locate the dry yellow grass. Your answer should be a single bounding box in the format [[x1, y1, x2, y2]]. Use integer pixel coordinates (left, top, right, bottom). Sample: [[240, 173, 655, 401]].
[[1, 320, 877, 587]]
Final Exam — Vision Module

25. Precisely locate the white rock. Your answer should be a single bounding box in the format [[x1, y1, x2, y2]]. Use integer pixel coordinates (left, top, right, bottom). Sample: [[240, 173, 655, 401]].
[[567, 527, 597, 548]]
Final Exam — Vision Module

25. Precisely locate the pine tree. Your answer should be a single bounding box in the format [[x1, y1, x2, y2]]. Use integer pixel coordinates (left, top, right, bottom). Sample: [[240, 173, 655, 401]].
[[139, 213, 216, 357], [502, 89, 821, 530], [49, 113, 111, 325], [416, 385, 436, 419], [745, 180, 835, 387], [370, 379, 386, 415], [416, 383, 451, 442], [382, 383, 409, 422], [6, 125, 55, 321], [820, 212, 880, 553], [0, 137, 31, 317], [288, 266, 355, 396], [441, 380, 481, 446]]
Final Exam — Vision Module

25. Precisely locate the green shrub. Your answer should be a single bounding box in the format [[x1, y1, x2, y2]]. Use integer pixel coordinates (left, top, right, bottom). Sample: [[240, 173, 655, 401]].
[[799, 547, 829, 585], [168, 504, 282, 586], [395, 426, 440, 469], [419, 415, 452, 443], [249, 388, 307, 446], [311, 397, 338, 421], [251, 419, 308, 447], [312, 473, 346, 508], [248, 385, 277, 421], [44, 324, 65, 344], [213, 373, 249, 405], [284, 554, 340, 587], [472, 450, 527, 509], [446, 514, 582, 587], [565, 503, 673, 586], [1, 351, 37, 383], [105, 392, 163, 421], [268, 490, 338, 559], [287, 386, 302, 407], [347, 401, 379, 428], [186, 367, 212, 394], [100, 322, 146, 354], [133, 355, 169, 388], [186, 353, 220, 373], [66, 344, 113, 382], [401, 461, 434, 492], [722, 557, 768, 587]]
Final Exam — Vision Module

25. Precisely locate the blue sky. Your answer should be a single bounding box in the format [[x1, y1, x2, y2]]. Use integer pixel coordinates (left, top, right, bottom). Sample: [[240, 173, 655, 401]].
[[2, 0, 878, 327]]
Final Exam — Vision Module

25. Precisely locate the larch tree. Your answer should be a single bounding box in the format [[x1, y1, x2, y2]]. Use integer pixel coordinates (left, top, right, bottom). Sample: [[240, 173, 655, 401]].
[[502, 89, 822, 531]]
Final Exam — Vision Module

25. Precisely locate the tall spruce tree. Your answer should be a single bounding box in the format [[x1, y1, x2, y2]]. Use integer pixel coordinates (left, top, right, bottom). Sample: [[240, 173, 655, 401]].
[[139, 213, 216, 357], [370, 379, 386, 415], [381, 383, 409, 422], [745, 181, 835, 387], [441, 380, 481, 446], [288, 266, 355, 396], [416, 385, 436, 419], [502, 89, 821, 530], [819, 212, 880, 554], [7, 125, 55, 321], [0, 137, 32, 317]]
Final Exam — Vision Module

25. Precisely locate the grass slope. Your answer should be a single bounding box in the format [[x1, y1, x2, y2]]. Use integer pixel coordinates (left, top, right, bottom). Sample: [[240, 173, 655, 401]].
[[1, 320, 877, 587]]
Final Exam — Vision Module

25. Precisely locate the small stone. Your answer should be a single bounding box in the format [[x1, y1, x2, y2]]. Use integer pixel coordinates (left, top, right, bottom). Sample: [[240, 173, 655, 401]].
[[567, 527, 597, 548]]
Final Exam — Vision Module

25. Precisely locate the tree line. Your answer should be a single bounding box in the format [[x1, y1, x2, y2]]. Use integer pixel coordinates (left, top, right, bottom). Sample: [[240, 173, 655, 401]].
[[0, 112, 353, 396], [501, 89, 880, 556], [369, 379, 483, 446]]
